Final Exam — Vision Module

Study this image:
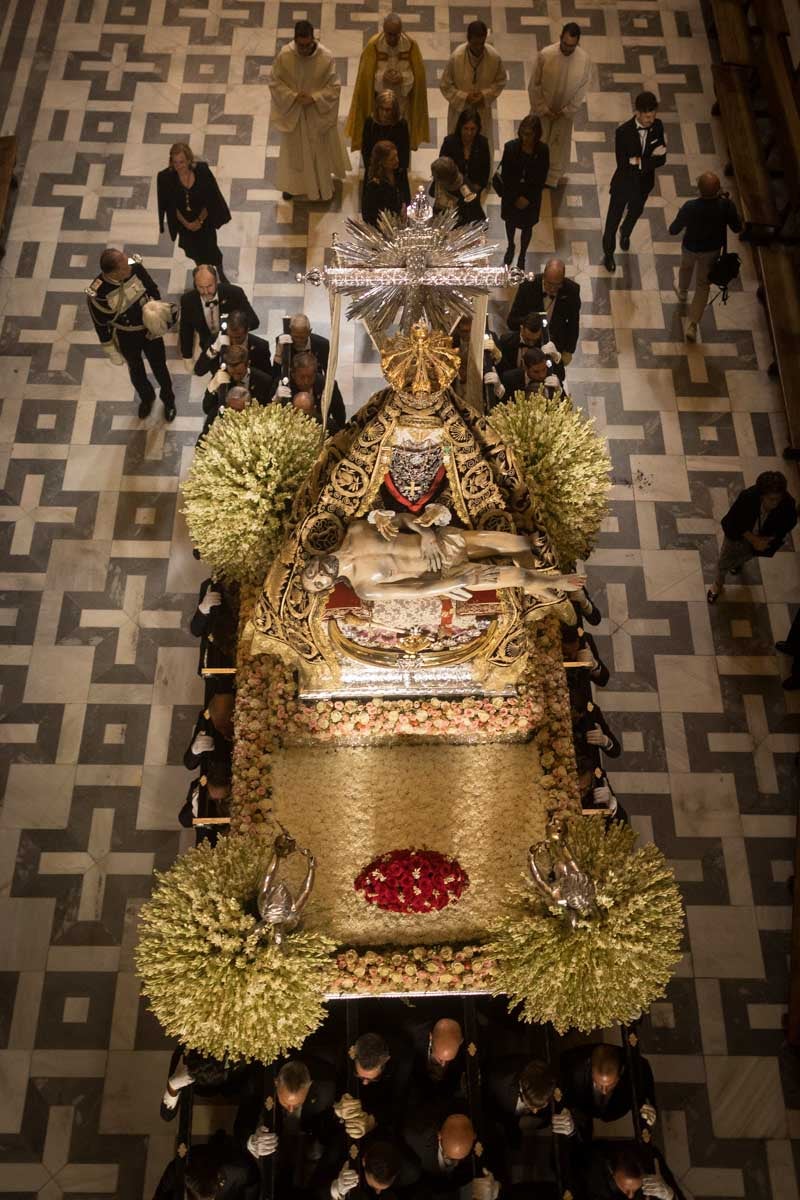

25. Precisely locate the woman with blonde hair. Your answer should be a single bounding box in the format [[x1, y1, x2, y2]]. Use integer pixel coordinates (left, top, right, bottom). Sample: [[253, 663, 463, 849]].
[[360, 90, 411, 204], [362, 139, 404, 226], [156, 143, 231, 278]]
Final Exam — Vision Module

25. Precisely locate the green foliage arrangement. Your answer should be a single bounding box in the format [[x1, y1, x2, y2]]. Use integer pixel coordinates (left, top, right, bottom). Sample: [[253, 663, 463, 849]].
[[487, 816, 684, 1033], [135, 835, 335, 1063], [180, 404, 320, 584], [489, 389, 611, 569]]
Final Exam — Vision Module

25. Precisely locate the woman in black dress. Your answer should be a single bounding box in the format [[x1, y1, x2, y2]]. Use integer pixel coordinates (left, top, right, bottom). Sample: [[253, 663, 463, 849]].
[[496, 115, 550, 269], [430, 157, 486, 226], [362, 141, 404, 226], [439, 106, 491, 200], [157, 142, 231, 278], [361, 90, 411, 205]]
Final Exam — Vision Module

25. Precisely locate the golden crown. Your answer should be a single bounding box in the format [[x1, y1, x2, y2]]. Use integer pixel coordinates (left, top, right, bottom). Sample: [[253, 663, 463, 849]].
[[380, 322, 460, 396]]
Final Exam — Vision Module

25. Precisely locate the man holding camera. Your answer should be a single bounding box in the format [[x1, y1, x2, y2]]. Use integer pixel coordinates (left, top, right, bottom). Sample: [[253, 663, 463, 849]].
[[669, 172, 742, 342]]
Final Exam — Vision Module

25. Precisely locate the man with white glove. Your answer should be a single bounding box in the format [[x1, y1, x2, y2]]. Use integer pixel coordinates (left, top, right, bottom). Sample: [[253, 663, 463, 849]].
[[551, 1109, 575, 1136], [190, 578, 237, 686], [483, 369, 505, 403], [472, 1168, 500, 1200], [560, 1043, 657, 1142], [334, 1092, 376, 1139], [159, 1056, 193, 1120], [330, 1163, 360, 1199], [642, 1173, 673, 1199], [573, 701, 621, 758], [247, 1126, 279, 1158], [183, 690, 234, 770]]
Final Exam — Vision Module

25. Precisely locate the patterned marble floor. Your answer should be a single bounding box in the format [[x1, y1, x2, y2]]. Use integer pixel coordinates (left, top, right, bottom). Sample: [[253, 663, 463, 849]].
[[0, 0, 799, 1197]]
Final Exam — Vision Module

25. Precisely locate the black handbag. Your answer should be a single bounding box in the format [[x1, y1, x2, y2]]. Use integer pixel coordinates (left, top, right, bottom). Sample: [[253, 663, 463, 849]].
[[707, 214, 741, 304], [491, 169, 504, 197]]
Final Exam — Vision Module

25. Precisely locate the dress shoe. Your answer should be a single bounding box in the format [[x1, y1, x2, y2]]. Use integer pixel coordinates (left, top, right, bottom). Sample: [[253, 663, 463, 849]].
[[603, 253, 616, 273], [783, 675, 800, 690], [776, 641, 792, 654], [281, 192, 294, 201], [163, 397, 177, 423], [685, 321, 698, 342], [517, 254, 526, 271], [138, 396, 154, 419], [503, 245, 515, 266], [619, 233, 630, 251]]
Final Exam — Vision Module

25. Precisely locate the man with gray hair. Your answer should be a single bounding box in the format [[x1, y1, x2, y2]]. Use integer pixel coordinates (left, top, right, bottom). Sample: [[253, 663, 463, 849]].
[[273, 312, 330, 377], [669, 171, 742, 342]]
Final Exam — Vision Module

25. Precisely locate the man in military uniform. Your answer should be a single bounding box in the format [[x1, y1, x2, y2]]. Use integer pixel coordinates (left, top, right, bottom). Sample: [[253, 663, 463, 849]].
[[86, 247, 176, 420]]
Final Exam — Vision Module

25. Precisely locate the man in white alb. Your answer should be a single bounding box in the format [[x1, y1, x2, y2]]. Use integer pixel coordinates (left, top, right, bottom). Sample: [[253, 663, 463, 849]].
[[268, 19, 350, 202], [528, 22, 592, 188]]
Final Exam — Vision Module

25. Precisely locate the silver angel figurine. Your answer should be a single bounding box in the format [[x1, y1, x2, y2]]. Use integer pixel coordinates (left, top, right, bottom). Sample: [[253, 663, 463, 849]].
[[254, 827, 316, 947], [527, 816, 597, 928]]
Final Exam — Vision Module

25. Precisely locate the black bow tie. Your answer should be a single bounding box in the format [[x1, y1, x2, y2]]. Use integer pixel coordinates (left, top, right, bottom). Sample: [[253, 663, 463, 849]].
[[636, 125, 648, 133], [205, 299, 218, 308]]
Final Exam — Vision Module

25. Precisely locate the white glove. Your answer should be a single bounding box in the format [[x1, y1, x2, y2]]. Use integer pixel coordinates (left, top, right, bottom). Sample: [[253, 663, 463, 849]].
[[577, 646, 597, 668], [210, 331, 229, 355], [544, 374, 561, 389], [629, 156, 641, 166], [168, 1060, 193, 1090], [472, 1168, 500, 1200], [641, 1102, 657, 1126], [278, 333, 292, 345], [102, 342, 124, 366], [591, 784, 611, 808], [651, 144, 667, 157], [247, 1128, 278, 1158], [541, 341, 561, 363], [552, 1109, 575, 1136], [275, 382, 292, 400], [585, 724, 612, 749], [334, 1092, 375, 1139], [191, 732, 215, 755], [642, 1175, 673, 1200], [198, 589, 222, 615], [183, 358, 195, 373], [330, 1164, 359, 1200]]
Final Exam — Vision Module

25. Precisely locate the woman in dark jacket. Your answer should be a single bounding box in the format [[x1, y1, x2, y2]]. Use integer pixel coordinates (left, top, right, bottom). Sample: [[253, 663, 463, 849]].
[[362, 141, 404, 227], [439, 106, 491, 199], [361, 90, 411, 205], [157, 142, 231, 277], [497, 115, 550, 269], [708, 470, 797, 602]]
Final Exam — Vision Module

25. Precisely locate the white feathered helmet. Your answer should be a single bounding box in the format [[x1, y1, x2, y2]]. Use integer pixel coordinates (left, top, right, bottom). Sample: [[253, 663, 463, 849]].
[[142, 299, 178, 339]]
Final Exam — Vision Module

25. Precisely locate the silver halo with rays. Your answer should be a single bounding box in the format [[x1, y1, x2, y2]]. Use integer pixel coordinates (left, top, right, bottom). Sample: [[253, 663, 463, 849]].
[[297, 187, 530, 335]]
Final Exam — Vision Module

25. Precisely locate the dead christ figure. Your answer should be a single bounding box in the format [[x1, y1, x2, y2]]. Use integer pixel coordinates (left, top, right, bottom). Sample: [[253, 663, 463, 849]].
[[301, 505, 584, 603]]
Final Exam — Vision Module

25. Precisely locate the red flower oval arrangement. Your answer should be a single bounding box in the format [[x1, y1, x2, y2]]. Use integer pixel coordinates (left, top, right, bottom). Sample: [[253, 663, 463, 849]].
[[355, 849, 470, 914]]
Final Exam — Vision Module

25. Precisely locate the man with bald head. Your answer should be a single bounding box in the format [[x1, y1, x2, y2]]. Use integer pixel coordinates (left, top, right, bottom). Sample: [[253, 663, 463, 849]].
[[273, 312, 330, 377], [179, 264, 259, 370], [506, 258, 581, 364], [403, 1013, 467, 1098], [346, 14, 429, 150], [669, 171, 741, 342], [559, 1042, 657, 1141], [404, 1107, 494, 1195]]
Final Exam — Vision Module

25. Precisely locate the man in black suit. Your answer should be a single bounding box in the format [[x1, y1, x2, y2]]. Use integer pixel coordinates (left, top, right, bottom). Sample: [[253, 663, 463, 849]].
[[154, 1133, 260, 1199], [244, 1057, 339, 1197], [273, 313, 331, 378], [184, 690, 234, 772], [708, 470, 797, 603], [404, 1108, 484, 1196], [498, 312, 565, 383], [578, 1142, 674, 1200], [559, 1044, 656, 1143], [272, 351, 347, 434], [179, 758, 232, 847], [190, 577, 238, 685], [338, 1031, 413, 1130], [404, 1016, 466, 1098], [200, 344, 273, 435], [326, 1136, 420, 1200], [180, 264, 259, 366], [571, 699, 621, 760], [601, 91, 667, 272], [562, 624, 609, 688], [194, 307, 272, 377], [507, 259, 581, 364], [496, 347, 564, 407], [484, 1055, 575, 1148]]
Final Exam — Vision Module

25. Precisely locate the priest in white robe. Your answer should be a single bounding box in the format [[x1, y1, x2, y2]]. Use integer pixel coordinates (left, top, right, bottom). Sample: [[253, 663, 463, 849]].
[[528, 22, 592, 188], [440, 19, 508, 163], [268, 20, 350, 202]]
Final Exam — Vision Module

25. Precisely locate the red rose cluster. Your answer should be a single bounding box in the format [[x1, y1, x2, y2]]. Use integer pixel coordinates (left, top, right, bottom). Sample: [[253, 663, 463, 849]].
[[354, 849, 470, 914]]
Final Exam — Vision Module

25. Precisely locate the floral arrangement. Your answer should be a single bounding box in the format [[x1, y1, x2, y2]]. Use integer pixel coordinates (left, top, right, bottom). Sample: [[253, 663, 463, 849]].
[[487, 816, 684, 1033], [489, 389, 611, 570], [180, 405, 320, 585], [328, 943, 495, 994], [135, 834, 336, 1063], [355, 849, 470, 914]]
